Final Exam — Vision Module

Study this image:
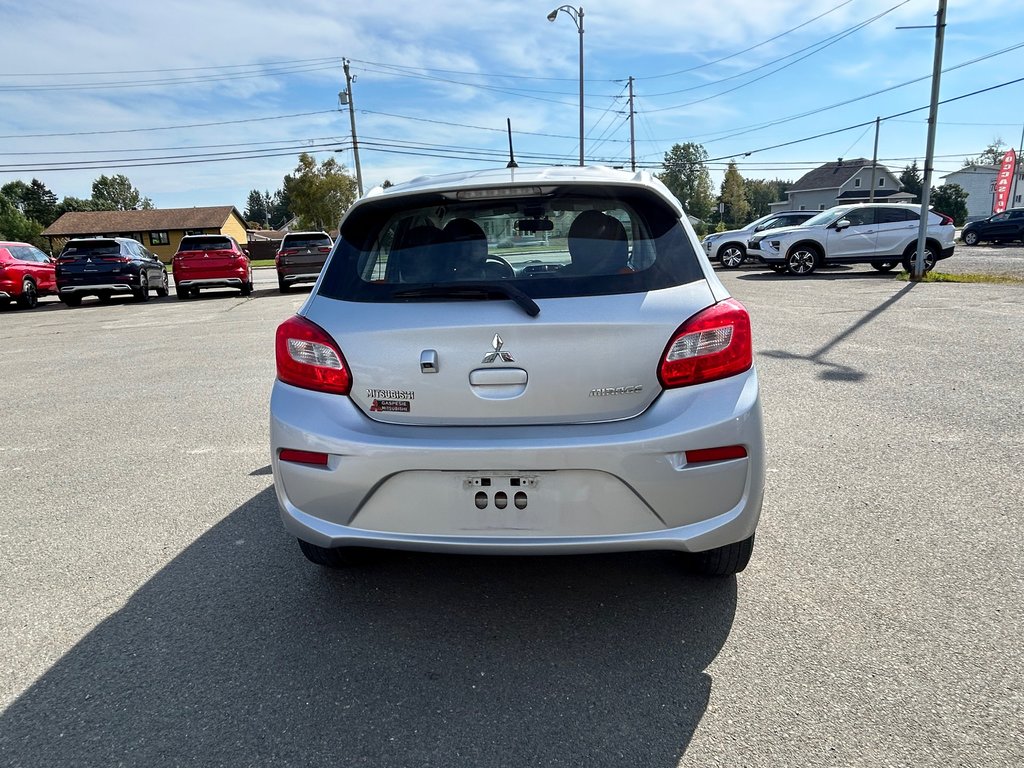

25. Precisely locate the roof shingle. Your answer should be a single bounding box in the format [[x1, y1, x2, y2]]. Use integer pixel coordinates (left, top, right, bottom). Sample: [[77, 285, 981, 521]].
[[42, 206, 242, 236]]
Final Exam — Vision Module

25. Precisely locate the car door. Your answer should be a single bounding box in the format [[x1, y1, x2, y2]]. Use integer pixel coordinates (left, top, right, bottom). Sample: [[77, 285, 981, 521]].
[[824, 207, 877, 261], [873, 207, 919, 257], [982, 212, 1012, 241], [11, 246, 49, 292]]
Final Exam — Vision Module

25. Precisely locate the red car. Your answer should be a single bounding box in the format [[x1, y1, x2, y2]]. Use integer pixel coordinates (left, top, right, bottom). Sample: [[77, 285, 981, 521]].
[[173, 234, 253, 300], [0, 241, 56, 309]]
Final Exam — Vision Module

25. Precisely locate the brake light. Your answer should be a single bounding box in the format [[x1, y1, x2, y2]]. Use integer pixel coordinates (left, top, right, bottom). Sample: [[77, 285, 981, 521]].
[[934, 211, 954, 226], [318, 246, 331, 253], [658, 298, 753, 388], [275, 315, 350, 394], [100, 256, 131, 263]]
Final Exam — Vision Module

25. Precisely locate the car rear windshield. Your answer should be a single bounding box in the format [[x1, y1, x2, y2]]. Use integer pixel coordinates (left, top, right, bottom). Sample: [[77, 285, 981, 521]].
[[317, 185, 703, 302], [282, 235, 331, 249], [178, 236, 233, 252], [60, 241, 121, 258]]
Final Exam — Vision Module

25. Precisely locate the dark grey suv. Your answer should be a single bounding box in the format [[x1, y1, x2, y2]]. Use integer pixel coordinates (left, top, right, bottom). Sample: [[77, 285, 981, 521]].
[[275, 231, 333, 292], [56, 237, 169, 306]]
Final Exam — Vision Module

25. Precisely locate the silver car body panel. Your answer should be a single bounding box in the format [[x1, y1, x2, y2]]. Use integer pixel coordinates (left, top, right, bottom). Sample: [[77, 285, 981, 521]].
[[271, 166, 762, 555]]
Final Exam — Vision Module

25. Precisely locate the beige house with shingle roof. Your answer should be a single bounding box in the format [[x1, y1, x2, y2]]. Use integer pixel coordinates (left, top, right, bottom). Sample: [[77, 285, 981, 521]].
[[41, 206, 248, 261]]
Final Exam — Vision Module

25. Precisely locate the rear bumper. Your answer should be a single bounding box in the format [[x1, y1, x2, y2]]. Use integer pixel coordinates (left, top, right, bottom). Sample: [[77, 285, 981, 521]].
[[270, 369, 765, 555], [175, 277, 244, 288], [58, 282, 133, 295], [279, 271, 322, 285]]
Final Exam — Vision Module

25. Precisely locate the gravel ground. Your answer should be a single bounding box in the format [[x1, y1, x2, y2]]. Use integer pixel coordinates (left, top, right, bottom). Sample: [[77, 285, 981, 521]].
[[938, 240, 1024, 278]]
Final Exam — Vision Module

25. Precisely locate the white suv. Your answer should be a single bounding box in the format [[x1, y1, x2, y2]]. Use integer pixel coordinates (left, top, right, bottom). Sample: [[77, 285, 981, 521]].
[[701, 210, 815, 268], [747, 203, 956, 275]]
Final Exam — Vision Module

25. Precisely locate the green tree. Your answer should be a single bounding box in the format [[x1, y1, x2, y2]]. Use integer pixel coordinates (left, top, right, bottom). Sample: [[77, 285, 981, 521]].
[[282, 153, 357, 231], [91, 174, 154, 211], [269, 188, 292, 229], [963, 138, 1007, 168], [899, 161, 923, 202], [244, 189, 271, 227], [0, 193, 45, 244], [655, 143, 714, 221], [743, 178, 790, 219], [1, 179, 59, 226], [719, 161, 750, 227], [930, 183, 969, 226], [54, 196, 98, 217]]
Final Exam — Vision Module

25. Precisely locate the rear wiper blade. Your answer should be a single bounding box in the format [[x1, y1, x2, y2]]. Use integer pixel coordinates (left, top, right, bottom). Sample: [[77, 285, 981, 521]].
[[390, 281, 540, 317]]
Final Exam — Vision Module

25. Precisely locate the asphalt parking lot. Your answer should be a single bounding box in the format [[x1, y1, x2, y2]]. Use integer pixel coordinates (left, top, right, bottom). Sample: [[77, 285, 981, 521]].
[[1, 256, 1022, 767]]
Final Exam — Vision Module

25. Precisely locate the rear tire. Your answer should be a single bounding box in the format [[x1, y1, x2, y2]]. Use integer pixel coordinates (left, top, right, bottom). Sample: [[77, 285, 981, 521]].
[[133, 274, 150, 302], [176, 286, 190, 300], [240, 281, 253, 296], [901, 242, 938, 273], [61, 294, 82, 307], [278, 274, 290, 293], [16, 278, 38, 309], [97, 292, 113, 304], [686, 534, 755, 577]]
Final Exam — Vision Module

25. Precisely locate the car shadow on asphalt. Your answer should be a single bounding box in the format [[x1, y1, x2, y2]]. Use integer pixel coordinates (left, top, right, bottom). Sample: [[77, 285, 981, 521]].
[[735, 265, 902, 281], [0, 486, 738, 767]]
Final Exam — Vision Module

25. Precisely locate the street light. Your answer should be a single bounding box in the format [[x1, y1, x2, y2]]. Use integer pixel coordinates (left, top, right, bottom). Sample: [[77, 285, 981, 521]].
[[547, 5, 584, 167]]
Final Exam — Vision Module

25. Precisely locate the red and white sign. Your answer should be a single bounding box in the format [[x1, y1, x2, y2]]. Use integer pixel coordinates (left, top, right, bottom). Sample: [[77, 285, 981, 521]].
[[993, 149, 1017, 214]]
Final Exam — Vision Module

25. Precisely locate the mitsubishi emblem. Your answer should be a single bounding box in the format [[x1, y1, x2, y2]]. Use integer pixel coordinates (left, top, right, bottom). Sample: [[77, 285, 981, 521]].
[[482, 333, 515, 364]]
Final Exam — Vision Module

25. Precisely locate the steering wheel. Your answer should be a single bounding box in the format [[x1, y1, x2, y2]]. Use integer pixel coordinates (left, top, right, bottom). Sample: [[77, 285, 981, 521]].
[[483, 255, 516, 279]]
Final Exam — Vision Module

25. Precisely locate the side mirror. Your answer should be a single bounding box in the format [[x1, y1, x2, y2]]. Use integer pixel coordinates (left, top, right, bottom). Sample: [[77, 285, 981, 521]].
[[834, 219, 851, 231]]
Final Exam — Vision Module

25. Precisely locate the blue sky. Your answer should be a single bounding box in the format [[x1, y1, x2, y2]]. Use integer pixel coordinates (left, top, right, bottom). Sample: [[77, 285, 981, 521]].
[[1, 0, 1021, 214]]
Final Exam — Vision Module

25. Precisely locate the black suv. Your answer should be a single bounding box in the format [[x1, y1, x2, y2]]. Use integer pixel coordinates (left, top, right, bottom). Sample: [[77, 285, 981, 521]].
[[960, 208, 1024, 246], [275, 231, 332, 292], [56, 237, 168, 306]]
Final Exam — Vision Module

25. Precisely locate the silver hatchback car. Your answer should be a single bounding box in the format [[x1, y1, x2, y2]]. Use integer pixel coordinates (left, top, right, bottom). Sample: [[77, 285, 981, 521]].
[[270, 166, 765, 575]]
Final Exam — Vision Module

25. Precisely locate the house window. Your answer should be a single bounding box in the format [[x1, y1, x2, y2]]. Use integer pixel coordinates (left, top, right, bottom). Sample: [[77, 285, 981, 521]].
[[878, 177, 885, 187], [149, 231, 169, 246], [854, 178, 862, 188], [819, 204, 826, 210], [799, 205, 805, 211]]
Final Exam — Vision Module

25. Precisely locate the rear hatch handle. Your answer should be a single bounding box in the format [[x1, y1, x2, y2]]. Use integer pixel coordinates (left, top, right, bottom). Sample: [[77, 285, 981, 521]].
[[390, 281, 540, 317]]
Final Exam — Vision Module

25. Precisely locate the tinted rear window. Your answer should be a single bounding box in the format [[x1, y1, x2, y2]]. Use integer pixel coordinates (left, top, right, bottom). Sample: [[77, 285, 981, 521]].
[[282, 235, 332, 249], [178, 237, 233, 251], [61, 241, 120, 257], [318, 185, 702, 303]]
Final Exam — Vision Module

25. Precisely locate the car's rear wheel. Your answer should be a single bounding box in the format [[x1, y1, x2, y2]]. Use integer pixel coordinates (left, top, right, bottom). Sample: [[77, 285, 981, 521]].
[[718, 244, 746, 269], [872, 262, 897, 272], [685, 534, 755, 577], [176, 286, 190, 300], [61, 294, 82, 307], [786, 245, 820, 275], [133, 274, 150, 301], [278, 274, 290, 293], [240, 280, 253, 296], [16, 278, 38, 309], [962, 230, 979, 246], [97, 292, 113, 304], [901, 243, 938, 273], [297, 538, 375, 568]]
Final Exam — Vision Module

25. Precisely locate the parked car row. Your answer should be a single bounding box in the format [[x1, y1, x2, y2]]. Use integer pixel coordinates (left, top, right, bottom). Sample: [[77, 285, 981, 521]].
[[703, 202, 957, 276], [1, 232, 334, 310]]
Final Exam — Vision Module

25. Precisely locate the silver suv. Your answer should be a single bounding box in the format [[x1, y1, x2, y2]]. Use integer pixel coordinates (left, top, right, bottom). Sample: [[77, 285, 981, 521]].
[[747, 203, 956, 275], [269, 166, 765, 576]]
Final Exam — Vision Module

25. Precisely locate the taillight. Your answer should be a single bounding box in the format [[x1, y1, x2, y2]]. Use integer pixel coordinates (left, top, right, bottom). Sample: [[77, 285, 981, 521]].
[[318, 246, 331, 253], [275, 315, 351, 394], [279, 249, 297, 257], [659, 298, 753, 388], [934, 211, 954, 225], [685, 445, 748, 464], [101, 256, 131, 263]]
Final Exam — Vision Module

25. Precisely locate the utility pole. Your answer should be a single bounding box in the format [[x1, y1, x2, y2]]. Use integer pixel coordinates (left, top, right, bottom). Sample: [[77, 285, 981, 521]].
[[341, 59, 364, 197], [628, 76, 636, 172], [869, 117, 880, 202], [911, 0, 946, 282]]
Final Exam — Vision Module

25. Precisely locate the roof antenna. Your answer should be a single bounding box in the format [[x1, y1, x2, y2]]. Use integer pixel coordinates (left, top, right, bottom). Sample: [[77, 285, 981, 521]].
[[506, 118, 518, 169]]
